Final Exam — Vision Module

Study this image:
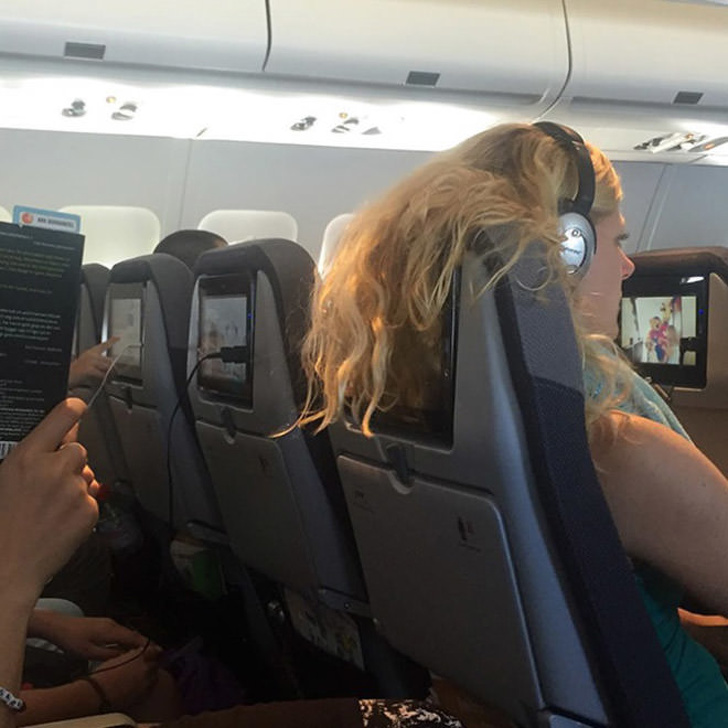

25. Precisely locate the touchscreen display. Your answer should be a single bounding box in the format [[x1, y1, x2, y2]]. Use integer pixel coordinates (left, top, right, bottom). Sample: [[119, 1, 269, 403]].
[[197, 273, 254, 405], [109, 297, 143, 380], [620, 295, 697, 366], [619, 273, 708, 389], [199, 294, 248, 394]]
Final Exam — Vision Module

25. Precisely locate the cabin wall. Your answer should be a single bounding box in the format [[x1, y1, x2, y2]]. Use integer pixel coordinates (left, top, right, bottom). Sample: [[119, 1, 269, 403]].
[[613, 161, 666, 254], [645, 165, 728, 251], [0, 128, 429, 260], [0, 129, 186, 229], [179, 140, 430, 254], [1, 127, 728, 264]]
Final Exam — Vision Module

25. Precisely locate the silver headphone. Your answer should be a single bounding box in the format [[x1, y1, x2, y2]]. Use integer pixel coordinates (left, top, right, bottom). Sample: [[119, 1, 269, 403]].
[[534, 121, 597, 278]]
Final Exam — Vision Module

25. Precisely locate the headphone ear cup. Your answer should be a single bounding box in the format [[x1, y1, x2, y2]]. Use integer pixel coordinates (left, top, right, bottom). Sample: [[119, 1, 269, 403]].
[[559, 211, 596, 278]]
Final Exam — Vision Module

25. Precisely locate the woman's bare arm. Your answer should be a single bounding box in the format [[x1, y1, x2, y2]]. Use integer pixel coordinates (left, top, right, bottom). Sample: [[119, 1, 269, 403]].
[[592, 412, 728, 615]]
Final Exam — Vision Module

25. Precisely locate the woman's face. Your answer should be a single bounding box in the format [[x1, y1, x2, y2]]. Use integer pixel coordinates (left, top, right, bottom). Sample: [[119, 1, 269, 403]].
[[575, 210, 635, 339]]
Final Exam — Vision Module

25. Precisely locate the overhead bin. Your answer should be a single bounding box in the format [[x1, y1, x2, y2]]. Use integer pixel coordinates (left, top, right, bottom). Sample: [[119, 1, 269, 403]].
[[265, 0, 569, 105], [565, 0, 728, 108], [0, 0, 268, 73]]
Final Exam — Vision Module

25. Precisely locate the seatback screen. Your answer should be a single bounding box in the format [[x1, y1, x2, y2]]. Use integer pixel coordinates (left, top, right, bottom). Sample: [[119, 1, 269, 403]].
[[108, 289, 144, 382], [197, 274, 254, 406], [619, 275, 708, 389], [620, 296, 697, 365]]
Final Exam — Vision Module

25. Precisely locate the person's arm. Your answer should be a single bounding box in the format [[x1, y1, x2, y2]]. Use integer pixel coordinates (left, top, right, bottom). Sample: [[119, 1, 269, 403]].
[[0, 591, 36, 728], [17, 680, 107, 726], [28, 611, 147, 660], [68, 338, 119, 388], [0, 399, 98, 728], [591, 412, 728, 615], [17, 646, 164, 726]]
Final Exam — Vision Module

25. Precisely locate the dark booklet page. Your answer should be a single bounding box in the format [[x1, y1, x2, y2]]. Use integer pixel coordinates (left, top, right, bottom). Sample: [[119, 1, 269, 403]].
[[0, 222, 84, 457]]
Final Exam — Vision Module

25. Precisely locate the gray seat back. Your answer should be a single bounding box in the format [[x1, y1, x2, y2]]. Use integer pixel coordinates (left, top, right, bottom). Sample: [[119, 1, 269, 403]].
[[188, 239, 366, 608], [104, 253, 222, 533], [74, 263, 130, 488], [330, 248, 690, 727]]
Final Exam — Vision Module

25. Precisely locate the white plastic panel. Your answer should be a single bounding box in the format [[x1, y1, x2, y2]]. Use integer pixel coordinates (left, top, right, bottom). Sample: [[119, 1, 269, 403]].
[[565, 0, 728, 107], [266, 0, 568, 103], [198, 210, 298, 243], [0, 207, 10, 223], [0, 0, 267, 72], [60, 205, 160, 267], [319, 213, 354, 275]]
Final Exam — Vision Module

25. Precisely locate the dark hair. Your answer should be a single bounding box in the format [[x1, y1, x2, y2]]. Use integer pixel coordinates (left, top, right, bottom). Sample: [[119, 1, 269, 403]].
[[154, 229, 227, 270]]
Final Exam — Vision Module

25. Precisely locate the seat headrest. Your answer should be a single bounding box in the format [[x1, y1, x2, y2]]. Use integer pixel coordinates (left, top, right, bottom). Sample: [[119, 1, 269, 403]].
[[81, 263, 110, 341], [110, 253, 194, 357], [632, 246, 728, 279]]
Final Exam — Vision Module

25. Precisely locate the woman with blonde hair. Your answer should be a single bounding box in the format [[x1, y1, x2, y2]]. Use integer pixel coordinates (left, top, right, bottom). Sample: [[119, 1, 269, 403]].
[[299, 122, 728, 727]]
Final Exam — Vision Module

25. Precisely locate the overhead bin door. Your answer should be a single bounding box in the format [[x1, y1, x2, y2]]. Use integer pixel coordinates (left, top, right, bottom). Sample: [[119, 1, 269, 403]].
[[0, 0, 268, 73], [566, 0, 728, 108], [265, 0, 569, 104]]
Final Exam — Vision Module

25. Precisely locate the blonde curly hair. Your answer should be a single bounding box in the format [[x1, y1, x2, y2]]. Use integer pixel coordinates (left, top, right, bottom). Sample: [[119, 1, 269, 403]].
[[299, 123, 632, 437]]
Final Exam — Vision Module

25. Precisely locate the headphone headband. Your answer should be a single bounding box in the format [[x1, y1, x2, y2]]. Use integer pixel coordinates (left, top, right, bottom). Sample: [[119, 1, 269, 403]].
[[533, 121, 595, 218]]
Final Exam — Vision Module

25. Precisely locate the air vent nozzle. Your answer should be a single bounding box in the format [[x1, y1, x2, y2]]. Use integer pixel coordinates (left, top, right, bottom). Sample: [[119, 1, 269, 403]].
[[64, 42, 106, 61]]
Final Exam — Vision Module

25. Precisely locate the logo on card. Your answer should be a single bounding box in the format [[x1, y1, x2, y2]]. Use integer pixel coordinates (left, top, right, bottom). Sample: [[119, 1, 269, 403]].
[[12, 206, 81, 234]]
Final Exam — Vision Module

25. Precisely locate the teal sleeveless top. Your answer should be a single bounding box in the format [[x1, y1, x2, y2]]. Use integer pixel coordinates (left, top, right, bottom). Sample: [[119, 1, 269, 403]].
[[588, 367, 728, 727]]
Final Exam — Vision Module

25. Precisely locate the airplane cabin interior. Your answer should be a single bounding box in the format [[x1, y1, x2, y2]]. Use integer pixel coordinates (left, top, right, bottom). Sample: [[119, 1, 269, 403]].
[[4, 1, 728, 727]]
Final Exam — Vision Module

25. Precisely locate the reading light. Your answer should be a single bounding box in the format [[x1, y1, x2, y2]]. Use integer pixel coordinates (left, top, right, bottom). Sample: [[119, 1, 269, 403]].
[[111, 102, 137, 121], [633, 131, 707, 153], [61, 99, 86, 117], [332, 117, 359, 133], [290, 115, 316, 131]]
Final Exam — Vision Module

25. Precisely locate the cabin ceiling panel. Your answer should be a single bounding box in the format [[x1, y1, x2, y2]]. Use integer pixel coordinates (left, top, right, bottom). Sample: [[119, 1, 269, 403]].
[[564, 0, 728, 108], [0, 0, 268, 72], [0, 56, 507, 151], [265, 0, 569, 111]]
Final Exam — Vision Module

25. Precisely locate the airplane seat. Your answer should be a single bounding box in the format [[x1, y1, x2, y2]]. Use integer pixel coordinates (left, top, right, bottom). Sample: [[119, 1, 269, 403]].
[[104, 253, 223, 537], [328, 247, 690, 727], [318, 213, 354, 276], [627, 246, 728, 478], [188, 238, 427, 696], [72, 264, 131, 489], [77, 264, 108, 341]]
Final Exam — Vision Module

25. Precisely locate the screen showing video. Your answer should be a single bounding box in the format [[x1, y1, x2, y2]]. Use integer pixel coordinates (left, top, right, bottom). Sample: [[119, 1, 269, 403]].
[[620, 296, 697, 366], [109, 297, 143, 381], [197, 274, 253, 405], [619, 274, 708, 389]]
